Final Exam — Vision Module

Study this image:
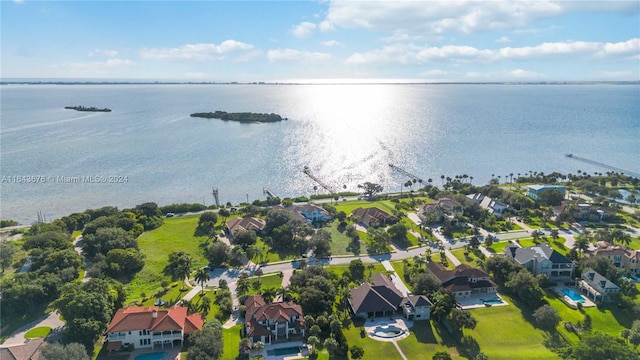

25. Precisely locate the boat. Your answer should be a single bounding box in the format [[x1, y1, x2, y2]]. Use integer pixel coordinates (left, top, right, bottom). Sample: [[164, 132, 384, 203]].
[[65, 106, 111, 112], [565, 153, 573, 157]]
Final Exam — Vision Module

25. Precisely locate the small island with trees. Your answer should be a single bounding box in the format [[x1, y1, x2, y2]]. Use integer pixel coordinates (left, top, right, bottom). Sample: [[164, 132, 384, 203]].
[[190, 111, 286, 123], [64, 106, 112, 112]]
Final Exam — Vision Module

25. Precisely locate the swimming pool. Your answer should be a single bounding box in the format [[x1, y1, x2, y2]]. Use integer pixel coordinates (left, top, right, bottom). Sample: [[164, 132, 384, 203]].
[[134, 352, 166, 360], [481, 298, 504, 304], [562, 289, 585, 303], [266, 346, 300, 356], [372, 325, 406, 339]]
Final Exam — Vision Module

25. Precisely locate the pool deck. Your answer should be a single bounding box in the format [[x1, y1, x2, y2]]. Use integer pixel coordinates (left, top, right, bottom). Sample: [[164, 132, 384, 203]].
[[365, 317, 412, 342], [553, 286, 596, 308], [456, 293, 509, 310], [260, 341, 307, 360], [127, 347, 181, 360]]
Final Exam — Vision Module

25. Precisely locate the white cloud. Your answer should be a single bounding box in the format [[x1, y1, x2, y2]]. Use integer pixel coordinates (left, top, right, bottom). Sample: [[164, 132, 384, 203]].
[[267, 49, 332, 63], [319, 20, 335, 32], [324, 1, 637, 36], [496, 36, 511, 43], [233, 49, 263, 63], [499, 41, 601, 58], [291, 22, 316, 39], [140, 40, 254, 61], [88, 49, 118, 58], [381, 29, 428, 43], [321, 40, 343, 48], [598, 38, 640, 56], [325, 1, 565, 35], [346, 39, 639, 66]]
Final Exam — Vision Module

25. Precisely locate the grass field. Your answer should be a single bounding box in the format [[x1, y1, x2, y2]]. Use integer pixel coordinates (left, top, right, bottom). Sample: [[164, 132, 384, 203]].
[[398, 321, 464, 360], [221, 325, 242, 360], [127, 215, 210, 303], [450, 248, 483, 267], [342, 319, 404, 360], [488, 240, 513, 253], [325, 220, 365, 256], [24, 326, 51, 339], [465, 297, 560, 359]]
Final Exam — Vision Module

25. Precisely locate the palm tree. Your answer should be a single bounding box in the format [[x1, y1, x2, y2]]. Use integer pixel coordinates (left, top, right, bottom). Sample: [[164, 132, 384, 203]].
[[199, 296, 212, 318], [340, 287, 351, 314], [194, 267, 211, 295], [239, 338, 252, 355], [276, 286, 290, 302], [367, 263, 375, 276], [262, 287, 277, 303], [245, 245, 261, 263], [573, 236, 590, 253]]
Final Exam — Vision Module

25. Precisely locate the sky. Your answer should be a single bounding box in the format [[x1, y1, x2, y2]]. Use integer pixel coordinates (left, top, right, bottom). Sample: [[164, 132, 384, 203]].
[[1, 0, 639, 82]]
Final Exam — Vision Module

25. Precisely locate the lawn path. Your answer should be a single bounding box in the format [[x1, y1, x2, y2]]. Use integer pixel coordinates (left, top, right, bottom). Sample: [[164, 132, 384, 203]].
[[392, 340, 408, 360]]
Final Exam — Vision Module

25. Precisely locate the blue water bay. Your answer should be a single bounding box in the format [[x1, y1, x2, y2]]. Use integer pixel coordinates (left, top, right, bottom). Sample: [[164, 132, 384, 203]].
[[1, 83, 638, 223]]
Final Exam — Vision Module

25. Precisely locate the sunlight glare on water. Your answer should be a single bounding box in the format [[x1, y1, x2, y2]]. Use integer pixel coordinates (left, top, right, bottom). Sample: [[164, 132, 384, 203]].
[[284, 84, 427, 194]]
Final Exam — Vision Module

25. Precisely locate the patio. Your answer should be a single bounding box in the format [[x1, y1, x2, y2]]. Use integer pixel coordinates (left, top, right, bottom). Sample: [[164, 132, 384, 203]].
[[456, 293, 509, 310], [364, 317, 412, 342]]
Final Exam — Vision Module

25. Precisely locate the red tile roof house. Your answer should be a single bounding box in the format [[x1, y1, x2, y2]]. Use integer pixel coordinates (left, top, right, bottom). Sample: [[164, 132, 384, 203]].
[[105, 306, 203, 351], [244, 295, 305, 345], [589, 242, 640, 275], [349, 273, 431, 321], [350, 207, 399, 227], [426, 262, 498, 301], [226, 217, 266, 238]]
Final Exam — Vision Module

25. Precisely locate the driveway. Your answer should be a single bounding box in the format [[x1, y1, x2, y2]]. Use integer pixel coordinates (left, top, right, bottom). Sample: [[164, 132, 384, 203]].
[[1, 311, 64, 348], [381, 261, 411, 296]]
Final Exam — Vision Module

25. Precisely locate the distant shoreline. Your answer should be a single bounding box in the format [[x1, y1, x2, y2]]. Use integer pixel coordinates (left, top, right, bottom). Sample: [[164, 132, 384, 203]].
[[2, 80, 639, 86]]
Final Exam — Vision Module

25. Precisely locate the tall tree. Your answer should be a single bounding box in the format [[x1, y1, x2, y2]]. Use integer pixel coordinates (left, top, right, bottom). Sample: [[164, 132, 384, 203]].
[[40, 342, 89, 360], [0, 243, 16, 272], [533, 305, 561, 332], [194, 267, 211, 295], [187, 320, 224, 360], [206, 241, 230, 267], [167, 251, 192, 281]]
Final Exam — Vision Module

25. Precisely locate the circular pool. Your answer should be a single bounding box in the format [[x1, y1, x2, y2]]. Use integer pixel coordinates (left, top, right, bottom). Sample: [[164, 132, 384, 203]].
[[372, 325, 405, 338]]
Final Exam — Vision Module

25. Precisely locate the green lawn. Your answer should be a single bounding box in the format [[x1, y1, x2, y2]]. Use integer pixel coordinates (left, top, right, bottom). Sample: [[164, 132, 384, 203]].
[[450, 248, 483, 268], [126, 215, 210, 304], [544, 289, 635, 339], [325, 220, 366, 256], [250, 273, 283, 291], [221, 325, 242, 360], [325, 263, 388, 281], [515, 238, 570, 256], [398, 321, 464, 360], [465, 298, 561, 359], [334, 200, 398, 216], [341, 319, 403, 360], [488, 240, 512, 254], [24, 326, 51, 339]]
